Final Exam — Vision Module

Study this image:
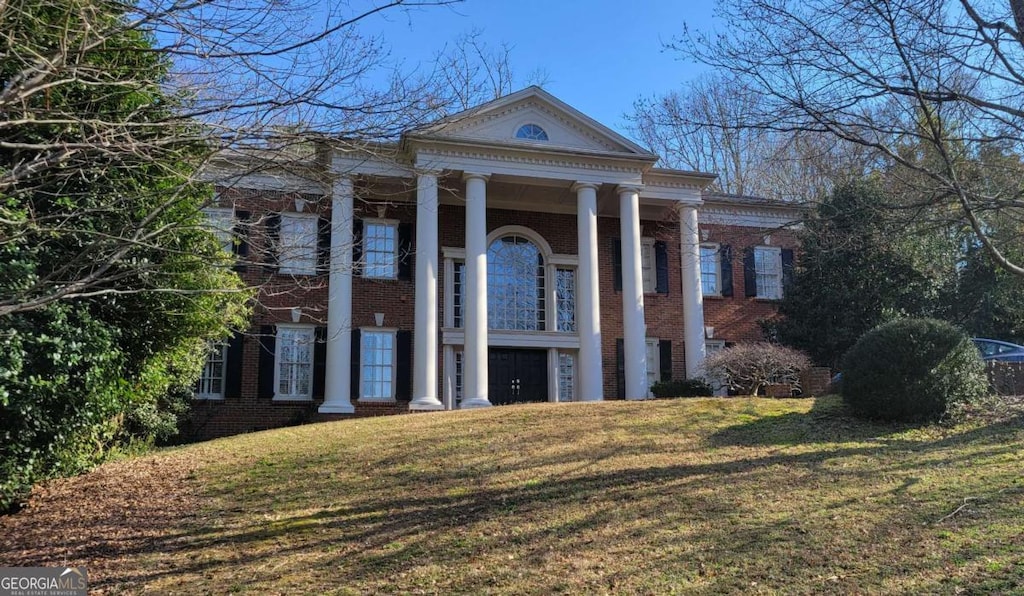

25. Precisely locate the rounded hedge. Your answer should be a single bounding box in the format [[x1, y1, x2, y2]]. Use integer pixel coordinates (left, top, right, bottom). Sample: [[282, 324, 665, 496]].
[[841, 318, 988, 421]]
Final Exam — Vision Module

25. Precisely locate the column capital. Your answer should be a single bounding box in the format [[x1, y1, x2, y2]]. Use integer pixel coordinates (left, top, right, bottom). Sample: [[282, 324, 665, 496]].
[[570, 181, 600, 193], [415, 168, 443, 178], [674, 199, 703, 212], [616, 184, 644, 196], [462, 171, 491, 183]]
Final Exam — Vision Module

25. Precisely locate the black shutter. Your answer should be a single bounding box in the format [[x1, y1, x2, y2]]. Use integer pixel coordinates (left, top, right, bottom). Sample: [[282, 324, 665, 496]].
[[398, 222, 414, 281], [317, 216, 331, 274], [312, 326, 327, 399], [781, 249, 795, 296], [264, 213, 281, 272], [350, 329, 361, 400], [659, 340, 672, 382], [352, 219, 364, 276], [224, 332, 245, 399], [616, 338, 625, 398], [396, 330, 412, 399], [257, 325, 276, 399], [720, 245, 734, 297], [233, 211, 251, 273], [612, 237, 622, 291], [743, 248, 757, 298], [655, 240, 669, 294]]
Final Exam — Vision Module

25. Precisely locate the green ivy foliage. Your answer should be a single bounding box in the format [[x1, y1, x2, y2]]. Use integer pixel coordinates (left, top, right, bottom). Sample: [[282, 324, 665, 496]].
[[841, 318, 988, 422]]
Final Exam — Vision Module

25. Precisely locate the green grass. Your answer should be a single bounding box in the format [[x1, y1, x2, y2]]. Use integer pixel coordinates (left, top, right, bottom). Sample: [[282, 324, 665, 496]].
[[18, 397, 1024, 593]]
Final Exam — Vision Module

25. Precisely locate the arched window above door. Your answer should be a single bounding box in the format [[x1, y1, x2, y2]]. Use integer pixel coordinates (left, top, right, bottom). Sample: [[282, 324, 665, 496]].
[[487, 235, 545, 330]]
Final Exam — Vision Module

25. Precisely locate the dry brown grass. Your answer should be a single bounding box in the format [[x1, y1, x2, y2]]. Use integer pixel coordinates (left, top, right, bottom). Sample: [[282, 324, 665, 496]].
[[2, 396, 1022, 594]]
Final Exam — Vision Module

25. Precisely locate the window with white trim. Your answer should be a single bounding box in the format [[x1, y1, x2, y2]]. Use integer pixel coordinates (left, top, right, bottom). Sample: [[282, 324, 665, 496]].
[[362, 221, 398, 279], [454, 349, 464, 406], [279, 213, 318, 275], [645, 338, 660, 397], [488, 235, 545, 331], [556, 268, 576, 332], [275, 326, 314, 400], [453, 260, 465, 328], [558, 351, 575, 402], [202, 207, 234, 254], [700, 244, 720, 296], [755, 246, 783, 300], [515, 123, 548, 141], [361, 329, 396, 400], [641, 238, 656, 294], [195, 342, 227, 399]]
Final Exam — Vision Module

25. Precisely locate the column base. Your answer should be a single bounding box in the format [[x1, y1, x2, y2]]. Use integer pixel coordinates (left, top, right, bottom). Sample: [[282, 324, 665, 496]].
[[318, 402, 355, 414], [409, 396, 445, 411], [460, 397, 493, 409]]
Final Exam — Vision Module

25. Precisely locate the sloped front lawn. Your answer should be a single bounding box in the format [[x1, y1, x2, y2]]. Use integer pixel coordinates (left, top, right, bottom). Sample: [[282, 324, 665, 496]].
[[2, 396, 1022, 594]]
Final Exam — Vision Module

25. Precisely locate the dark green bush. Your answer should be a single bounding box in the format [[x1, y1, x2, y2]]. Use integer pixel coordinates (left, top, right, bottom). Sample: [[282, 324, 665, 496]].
[[841, 318, 988, 422], [651, 378, 714, 398]]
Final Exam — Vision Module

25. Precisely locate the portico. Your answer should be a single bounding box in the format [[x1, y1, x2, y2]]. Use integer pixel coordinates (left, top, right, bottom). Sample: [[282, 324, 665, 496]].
[[318, 86, 715, 414]]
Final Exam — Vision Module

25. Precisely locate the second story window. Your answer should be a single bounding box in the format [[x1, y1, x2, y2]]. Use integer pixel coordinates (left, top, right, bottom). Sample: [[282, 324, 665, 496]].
[[701, 245, 720, 296], [754, 246, 783, 300], [279, 214, 317, 275], [362, 221, 398, 279]]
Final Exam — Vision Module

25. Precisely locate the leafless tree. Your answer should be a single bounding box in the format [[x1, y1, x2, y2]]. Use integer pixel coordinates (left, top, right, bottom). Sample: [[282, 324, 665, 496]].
[[433, 28, 550, 111], [1, 0, 510, 317], [679, 0, 1024, 277], [629, 74, 874, 202]]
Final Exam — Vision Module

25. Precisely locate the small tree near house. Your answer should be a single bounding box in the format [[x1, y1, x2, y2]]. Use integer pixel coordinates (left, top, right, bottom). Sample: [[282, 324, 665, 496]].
[[701, 343, 812, 396]]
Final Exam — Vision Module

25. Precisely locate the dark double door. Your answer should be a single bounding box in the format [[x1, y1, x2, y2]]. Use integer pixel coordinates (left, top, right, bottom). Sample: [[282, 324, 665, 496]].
[[488, 348, 548, 405]]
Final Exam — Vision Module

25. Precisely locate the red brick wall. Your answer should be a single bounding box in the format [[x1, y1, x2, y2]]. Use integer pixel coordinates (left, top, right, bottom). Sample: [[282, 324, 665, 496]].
[[189, 187, 799, 439], [699, 224, 799, 346]]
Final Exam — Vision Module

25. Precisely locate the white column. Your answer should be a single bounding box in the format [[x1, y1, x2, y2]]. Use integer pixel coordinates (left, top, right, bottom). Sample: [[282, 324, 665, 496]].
[[618, 185, 648, 400], [410, 172, 444, 410], [679, 204, 707, 379], [572, 182, 604, 401], [320, 176, 356, 414], [461, 172, 492, 408]]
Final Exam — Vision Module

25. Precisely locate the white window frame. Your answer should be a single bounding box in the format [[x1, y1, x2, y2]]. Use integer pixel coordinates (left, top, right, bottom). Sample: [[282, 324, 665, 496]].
[[202, 207, 235, 254], [700, 243, 721, 297], [279, 212, 318, 276], [360, 328, 397, 402], [641, 237, 656, 294], [557, 350, 576, 402], [195, 342, 227, 400], [274, 325, 315, 401], [704, 340, 728, 396], [361, 219, 399, 280], [754, 246, 783, 300], [645, 337, 661, 398]]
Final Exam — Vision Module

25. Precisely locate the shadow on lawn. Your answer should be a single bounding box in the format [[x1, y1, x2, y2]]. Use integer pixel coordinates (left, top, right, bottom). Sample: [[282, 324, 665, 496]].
[[74, 398, 1024, 593]]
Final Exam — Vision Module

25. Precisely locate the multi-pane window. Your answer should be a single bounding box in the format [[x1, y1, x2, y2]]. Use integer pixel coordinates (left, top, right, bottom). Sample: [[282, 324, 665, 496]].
[[363, 221, 398, 279], [195, 342, 227, 399], [280, 214, 317, 275], [558, 351, 575, 402], [556, 268, 576, 332], [645, 338, 661, 397], [454, 350, 464, 406], [515, 123, 549, 141], [361, 330, 395, 400], [203, 208, 235, 254], [700, 245, 720, 296], [754, 246, 783, 300], [641, 238, 656, 293], [276, 327, 314, 399], [453, 261, 465, 328], [488, 235, 545, 330]]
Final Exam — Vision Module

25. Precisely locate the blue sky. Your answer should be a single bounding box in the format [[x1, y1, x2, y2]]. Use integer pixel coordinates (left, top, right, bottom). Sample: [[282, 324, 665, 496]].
[[364, 1, 719, 136]]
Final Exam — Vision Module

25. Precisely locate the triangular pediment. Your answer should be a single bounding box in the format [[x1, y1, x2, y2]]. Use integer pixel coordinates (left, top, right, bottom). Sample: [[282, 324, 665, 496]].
[[410, 87, 657, 159]]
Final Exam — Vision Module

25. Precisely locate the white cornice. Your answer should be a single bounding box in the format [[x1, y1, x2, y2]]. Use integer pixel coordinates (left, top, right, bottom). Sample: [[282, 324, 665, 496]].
[[699, 204, 804, 229], [413, 143, 646, 186]]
